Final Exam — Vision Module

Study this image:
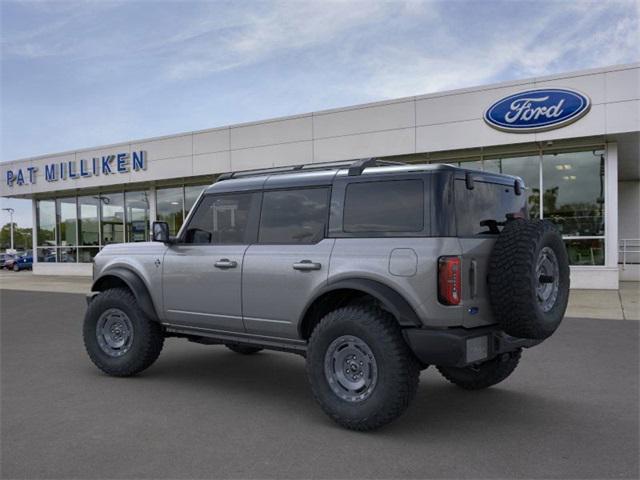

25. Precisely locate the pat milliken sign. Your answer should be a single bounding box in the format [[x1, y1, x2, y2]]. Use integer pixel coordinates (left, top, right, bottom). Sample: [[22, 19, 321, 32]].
[[5, 151, 147, 187], [484, 88, 591, 133]]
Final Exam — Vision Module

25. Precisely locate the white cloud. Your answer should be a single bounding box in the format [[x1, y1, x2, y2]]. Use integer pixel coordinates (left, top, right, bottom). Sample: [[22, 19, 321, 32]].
[[351, 1, 639, 100], [164, 1, 402, 80]]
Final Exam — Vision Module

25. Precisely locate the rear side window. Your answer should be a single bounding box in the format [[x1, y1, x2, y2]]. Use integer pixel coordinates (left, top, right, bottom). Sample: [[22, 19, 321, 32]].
[[259, 188, 330, 244], [183, 193, 256, 244], [343, 180, 424, 233]]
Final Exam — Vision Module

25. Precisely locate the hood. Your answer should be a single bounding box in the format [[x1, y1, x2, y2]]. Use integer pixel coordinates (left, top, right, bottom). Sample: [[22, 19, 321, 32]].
[[97, 242, 168, 256]]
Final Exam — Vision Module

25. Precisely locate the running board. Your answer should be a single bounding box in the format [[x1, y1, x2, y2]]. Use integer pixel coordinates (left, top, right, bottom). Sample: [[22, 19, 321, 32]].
[[163, 323, 308, 356]]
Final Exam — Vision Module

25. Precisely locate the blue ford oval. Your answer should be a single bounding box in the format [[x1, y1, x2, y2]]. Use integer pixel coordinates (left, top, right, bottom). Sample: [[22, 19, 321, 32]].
[[484, 88, 591, 132]]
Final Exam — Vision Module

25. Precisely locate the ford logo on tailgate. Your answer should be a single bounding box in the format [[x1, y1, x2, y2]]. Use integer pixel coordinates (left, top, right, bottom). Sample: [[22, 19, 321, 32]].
[[484, 88, 591, 133]]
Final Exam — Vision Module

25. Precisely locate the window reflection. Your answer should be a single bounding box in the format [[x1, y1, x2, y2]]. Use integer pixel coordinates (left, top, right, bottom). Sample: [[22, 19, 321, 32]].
[[542, 151, 605, 236], [156, 187, 184, 235], [56, 197, 77, 246], [185, 185, 205, 216], [565, 239, 605, 266], [78, 247, 100, 263], [37, 247, 57, 263], [100, 193, 124, 244], [78, 196, 100, 246], [36, 200, 56, 246], [125, 191, 150, 242]]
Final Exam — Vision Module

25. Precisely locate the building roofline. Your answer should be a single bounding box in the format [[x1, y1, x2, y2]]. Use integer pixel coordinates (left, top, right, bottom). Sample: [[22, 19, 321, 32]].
[[2, 61, 639, 165]]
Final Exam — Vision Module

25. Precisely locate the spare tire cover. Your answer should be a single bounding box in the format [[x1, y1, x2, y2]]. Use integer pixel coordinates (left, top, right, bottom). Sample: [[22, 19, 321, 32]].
[[488, 219, 570, 340]]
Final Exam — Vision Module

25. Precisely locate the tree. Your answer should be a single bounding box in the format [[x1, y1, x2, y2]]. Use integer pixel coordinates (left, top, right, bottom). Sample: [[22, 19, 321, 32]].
[[0, 223, 32, 251]]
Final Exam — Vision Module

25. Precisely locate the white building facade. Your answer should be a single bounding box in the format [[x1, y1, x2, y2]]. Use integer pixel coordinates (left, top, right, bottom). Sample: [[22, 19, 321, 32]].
[[1, 63, 639, 288]]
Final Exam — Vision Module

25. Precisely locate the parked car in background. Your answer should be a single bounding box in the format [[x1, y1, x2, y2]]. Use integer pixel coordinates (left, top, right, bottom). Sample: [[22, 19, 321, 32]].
[[0, 253, 11, 267], [2, 253, 17, 270], [12, 252, 33, 271]]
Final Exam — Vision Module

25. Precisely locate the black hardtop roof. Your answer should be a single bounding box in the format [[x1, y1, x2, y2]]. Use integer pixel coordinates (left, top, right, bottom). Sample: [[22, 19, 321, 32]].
[[204, 158, 523, 194]]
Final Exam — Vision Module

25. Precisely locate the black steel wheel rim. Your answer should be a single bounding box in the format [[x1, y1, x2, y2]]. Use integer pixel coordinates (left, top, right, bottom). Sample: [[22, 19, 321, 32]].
[[324, 335, 378, 402], [96, 308, 134, 357]]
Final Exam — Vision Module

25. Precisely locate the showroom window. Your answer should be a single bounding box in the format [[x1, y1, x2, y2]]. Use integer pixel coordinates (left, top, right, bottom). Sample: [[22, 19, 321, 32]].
[[100, 193, 124, 245], [77, 195, 100, 262], [125, 190, 150, 242], [156, 187, 184, 235], [449, 147, 605, 265], [36, 200, 56, 262], [56, 197, 77, 263], [542, 150, 605, 265]]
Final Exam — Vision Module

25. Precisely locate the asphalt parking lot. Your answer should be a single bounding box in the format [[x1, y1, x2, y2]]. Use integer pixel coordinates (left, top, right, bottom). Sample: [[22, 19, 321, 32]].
[[1, 289, 638, 479]]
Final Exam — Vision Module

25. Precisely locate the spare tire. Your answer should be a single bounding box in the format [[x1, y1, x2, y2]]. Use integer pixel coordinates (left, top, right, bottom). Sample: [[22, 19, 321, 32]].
[[488, 219, 569, 340]]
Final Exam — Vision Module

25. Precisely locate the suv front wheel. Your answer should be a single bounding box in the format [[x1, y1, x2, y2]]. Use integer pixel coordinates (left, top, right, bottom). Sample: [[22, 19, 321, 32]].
[[83, 288, 164, 377], [306, 305, 420, 431]]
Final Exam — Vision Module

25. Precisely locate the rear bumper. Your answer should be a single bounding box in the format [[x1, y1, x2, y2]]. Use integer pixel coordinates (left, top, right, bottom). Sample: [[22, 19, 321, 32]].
[[403, 325, 541, 368]]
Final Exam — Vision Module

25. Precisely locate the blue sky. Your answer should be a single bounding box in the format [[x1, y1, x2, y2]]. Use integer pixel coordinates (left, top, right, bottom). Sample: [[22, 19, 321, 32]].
[[1, 0, 639, 227]]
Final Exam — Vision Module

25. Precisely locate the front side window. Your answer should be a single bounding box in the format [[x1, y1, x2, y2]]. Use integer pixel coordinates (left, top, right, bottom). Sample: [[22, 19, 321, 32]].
[[184, 185, 205, 216], [184, 193, 256, 244], [343, 180, 424, 233], [259, 188, 330, 244]]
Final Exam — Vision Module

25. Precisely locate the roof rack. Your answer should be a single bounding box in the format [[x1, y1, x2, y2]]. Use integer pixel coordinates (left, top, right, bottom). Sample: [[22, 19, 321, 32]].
[[216, 157, 406, 182]]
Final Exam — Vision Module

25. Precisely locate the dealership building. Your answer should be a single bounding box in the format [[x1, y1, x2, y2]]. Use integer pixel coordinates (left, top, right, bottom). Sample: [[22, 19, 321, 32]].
[[1, 63, 638, 289]]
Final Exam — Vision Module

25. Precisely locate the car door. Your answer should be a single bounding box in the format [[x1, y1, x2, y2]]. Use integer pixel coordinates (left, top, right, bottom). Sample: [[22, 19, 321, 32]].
[[242, 187, 334, 339], [162, 192, 260, 333]]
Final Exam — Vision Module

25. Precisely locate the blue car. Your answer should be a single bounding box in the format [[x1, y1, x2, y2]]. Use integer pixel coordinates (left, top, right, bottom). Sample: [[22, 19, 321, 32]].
[[13, 253, 33, 271]]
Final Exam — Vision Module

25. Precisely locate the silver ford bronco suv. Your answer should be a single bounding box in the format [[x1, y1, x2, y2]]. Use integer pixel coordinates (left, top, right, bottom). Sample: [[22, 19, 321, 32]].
[[84, 158, 570, 430]]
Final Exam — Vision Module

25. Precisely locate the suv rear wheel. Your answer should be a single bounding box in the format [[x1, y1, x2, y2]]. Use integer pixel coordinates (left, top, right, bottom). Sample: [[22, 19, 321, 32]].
[[436, 349, 521, 390], [83, 288, 164, 377], [306, 305, 420, 431]]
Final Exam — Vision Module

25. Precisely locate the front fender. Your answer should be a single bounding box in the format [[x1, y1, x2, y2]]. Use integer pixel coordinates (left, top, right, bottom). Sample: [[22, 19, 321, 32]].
[[91, 267, 159, 321]]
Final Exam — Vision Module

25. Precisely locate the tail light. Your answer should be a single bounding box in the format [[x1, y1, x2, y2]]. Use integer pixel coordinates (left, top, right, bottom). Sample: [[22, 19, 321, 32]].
[[438, 256, 461, 305]]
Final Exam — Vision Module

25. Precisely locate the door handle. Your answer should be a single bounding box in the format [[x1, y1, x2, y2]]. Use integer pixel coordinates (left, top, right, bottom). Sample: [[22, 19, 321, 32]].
[[293, 260, 321, 271], [214, 258, 237, 269]]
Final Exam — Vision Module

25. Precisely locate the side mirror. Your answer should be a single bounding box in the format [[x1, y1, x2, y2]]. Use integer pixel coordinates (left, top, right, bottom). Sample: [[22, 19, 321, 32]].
[[152, 221, 171, 243]]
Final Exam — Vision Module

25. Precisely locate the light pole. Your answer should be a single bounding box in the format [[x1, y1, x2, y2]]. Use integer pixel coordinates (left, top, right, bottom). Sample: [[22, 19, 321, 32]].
[[2, 207, 15, 251]]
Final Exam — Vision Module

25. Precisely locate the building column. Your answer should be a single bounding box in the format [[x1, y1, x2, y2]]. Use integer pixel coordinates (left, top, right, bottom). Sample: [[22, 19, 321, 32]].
[[605, 142, 619, 281], [149, 186, 156, 236], [31, 198, 37, 268]]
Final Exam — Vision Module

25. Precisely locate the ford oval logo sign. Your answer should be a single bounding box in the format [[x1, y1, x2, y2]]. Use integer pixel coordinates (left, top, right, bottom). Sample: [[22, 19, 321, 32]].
[[484, 88, 591, 133]]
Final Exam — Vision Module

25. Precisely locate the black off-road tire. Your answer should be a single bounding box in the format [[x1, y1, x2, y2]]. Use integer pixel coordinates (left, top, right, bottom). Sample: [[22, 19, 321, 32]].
[[12, 263, 19, 272], [225, 344, 263, 355], [83, 288, 164, 377], [437, 349, 522, 390], [306, 305, 420, 431], [488, 219, 570, 340]]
